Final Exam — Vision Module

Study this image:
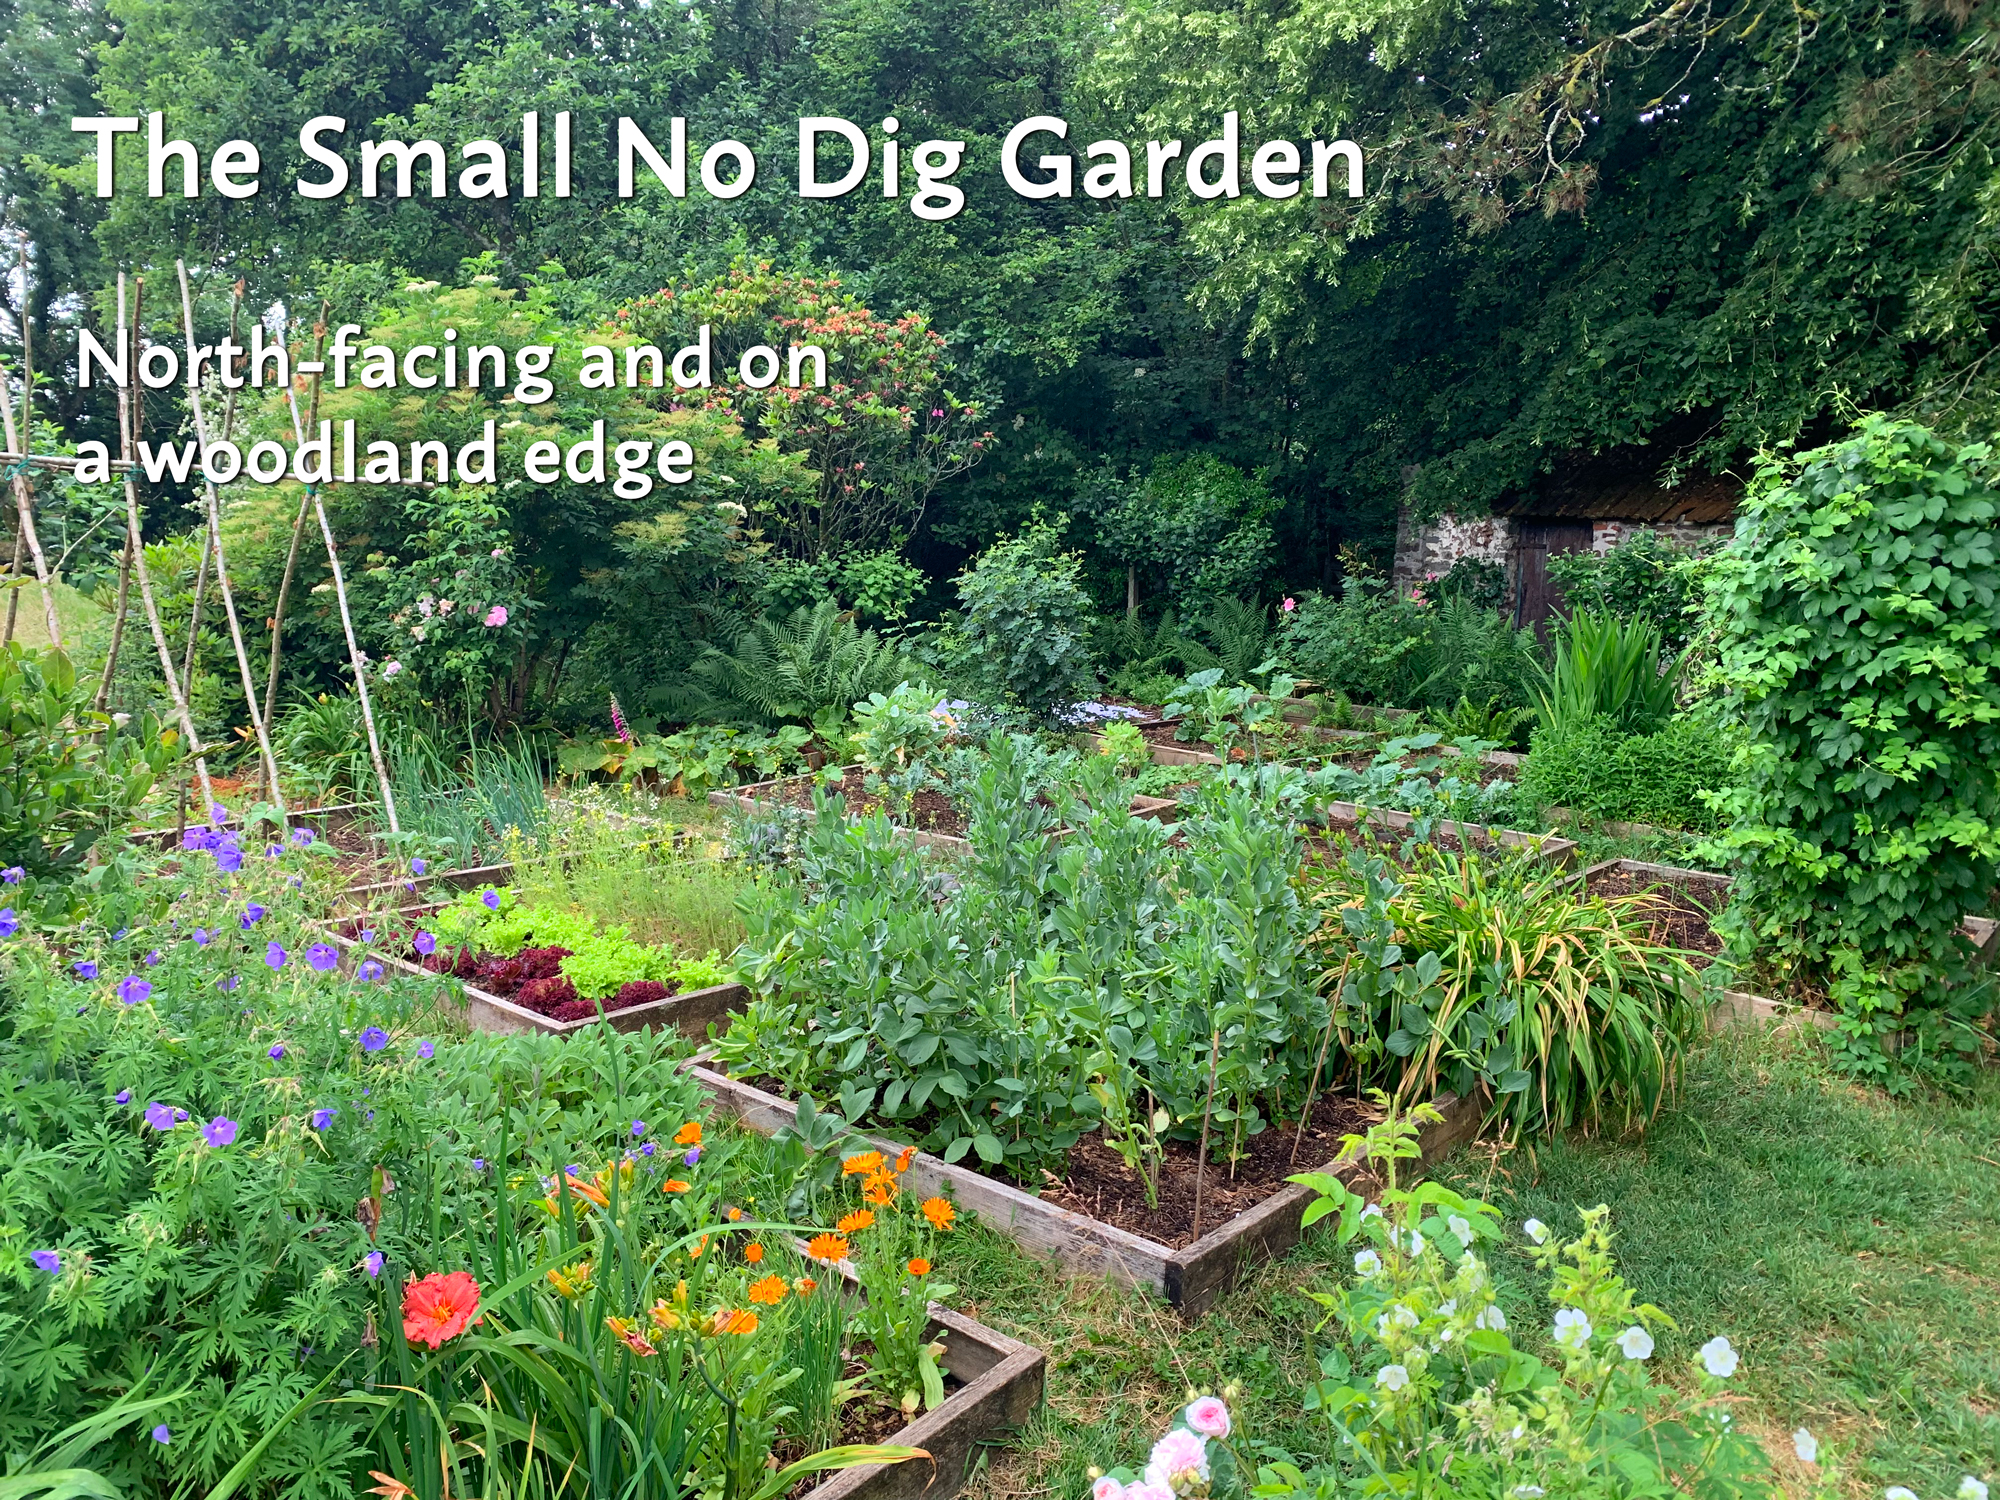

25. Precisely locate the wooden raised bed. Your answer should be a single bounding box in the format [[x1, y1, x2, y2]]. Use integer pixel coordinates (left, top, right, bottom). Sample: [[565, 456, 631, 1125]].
[[131, 801, 362, 849], [708, 768, 1177, 853], [319, 924, 750, 1039], [1568, 857, 2000, 1035], [688, 1063, 1483, 1317], [806, 1301, 1044, 1500], [1315, 800, 1579, 867]]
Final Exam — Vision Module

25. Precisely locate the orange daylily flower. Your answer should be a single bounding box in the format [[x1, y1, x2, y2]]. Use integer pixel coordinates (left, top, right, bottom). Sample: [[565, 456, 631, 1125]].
[[744, 1242, 765, 1264], [907, 1257, 931, 1276], [368, 1473, 417, 1499], [841, 1150, 884, 1177], [663, 1179, 692, 1194], [606, 1316, 658, 1356], [836, 1209, 874, 1234], [713, 1308, 759, 1336], [805, 1233, 850, 1263], [920, 1197, 956, 1230], [748, 1274, 789, 1305], [675, 1122, 702, 1146]]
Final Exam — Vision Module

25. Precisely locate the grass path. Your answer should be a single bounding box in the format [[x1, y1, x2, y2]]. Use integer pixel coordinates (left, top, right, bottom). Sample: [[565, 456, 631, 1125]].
[[949, 1030, 2000, 1500]]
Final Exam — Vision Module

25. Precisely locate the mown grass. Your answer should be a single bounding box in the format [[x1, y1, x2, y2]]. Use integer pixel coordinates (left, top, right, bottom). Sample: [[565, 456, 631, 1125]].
[[947, 1029, 2000, 1500]]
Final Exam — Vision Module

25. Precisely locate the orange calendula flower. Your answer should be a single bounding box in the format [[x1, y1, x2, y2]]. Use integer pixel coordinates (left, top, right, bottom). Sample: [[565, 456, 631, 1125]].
[[744, 1242, 765, 1264], [841, 1150, 884, 1177], [894, 1145, 917, 1172], [675, 1122, 702, 1146], [920, 1197, 956, 1230], [748, 1274, 789, 1305], [606, 1315, 658, 1356], [663, 1179, 692, 1194], [794, 1276, 818, 1295], [712, 1308, 759, 1336], [687, 1235, 710, 1259], [862, 1173, 898, 1206], [907, 1257, 931, 1276], [805, 1233, 850, 1264], [726, 1206, 744, 1222], [836, 1209, 874, 1234]]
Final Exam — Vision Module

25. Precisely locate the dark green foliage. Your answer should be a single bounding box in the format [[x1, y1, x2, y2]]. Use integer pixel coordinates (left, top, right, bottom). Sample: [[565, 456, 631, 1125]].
[[1092, 456, 1278, 612], [1278, 576, 1429, 706], [675, 599, 917, 728], [1704, 417, 2000, 1076], [1427, 558, 1508, 612], [1546, 532, 1712, 653], [946, 519, 1099, 723], [1532, 611, 1682, 735], [1521, 716, 1727, 831]]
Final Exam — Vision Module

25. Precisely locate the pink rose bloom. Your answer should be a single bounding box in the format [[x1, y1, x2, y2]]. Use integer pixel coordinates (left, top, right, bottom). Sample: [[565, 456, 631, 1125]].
[[383, 661, 403, 677], [1184, 1397, 1231, 1439], [1125, 1485, 1175, 1500], [1092, 1480, 1126, 1500], [1281, 597, 1296, 613], [438, 599, 454, 614], [484, 605, 508, 627], [1144, 1430, 1209, 1493]]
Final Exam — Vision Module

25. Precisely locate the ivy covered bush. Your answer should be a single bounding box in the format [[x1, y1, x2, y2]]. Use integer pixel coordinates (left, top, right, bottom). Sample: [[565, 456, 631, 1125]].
[[1704, 417, 2000, 1075]]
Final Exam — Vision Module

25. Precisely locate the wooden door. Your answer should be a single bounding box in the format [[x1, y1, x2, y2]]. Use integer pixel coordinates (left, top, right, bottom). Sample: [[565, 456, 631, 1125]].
[[1513, 520, 1594, 631]]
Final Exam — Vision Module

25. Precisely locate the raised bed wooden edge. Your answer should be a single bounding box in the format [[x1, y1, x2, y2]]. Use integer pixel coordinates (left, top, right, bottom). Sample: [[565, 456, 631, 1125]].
[[1567, 857, 2000, 1035], [706, 768, 1178, 852], [806, 1303, 1045, 1500], [318, 926, 749, 1039], [1315, 800, 1579, 868], [688, 1062, 1483, 1317], [130, 801, 362, 849]]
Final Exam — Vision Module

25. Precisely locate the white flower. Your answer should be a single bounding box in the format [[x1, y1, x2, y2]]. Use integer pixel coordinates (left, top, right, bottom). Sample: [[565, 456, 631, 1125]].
[[1354, 1250, 1382, 1278], [1886, 1489, 1920, 1500], [1448, 1214, 1472, 1243], [1093, 1478, 1126, 1500], [1552, 1309, 1592, 1350], [1792, 1429, 1818, 1465], [1360, 1203, 1383, 1223], [1475, 1304, 1507, 1332], [1524, 1218, 1548, 1244], [1391, 1303, 1419, 1329], [382, 661, 403, 677], [1143, 1429, 1208, 1494], [1616, 1326, 1654, 1360], [1961, 1480, 1990, 1500], [1406, 1230, 1427, 1257], [1375, 1363, 1409, 1392], [1699, 1336, 1739, 1379], [1439, 1299, 1457, 1317], [1513, 1489, 1546, 1499]]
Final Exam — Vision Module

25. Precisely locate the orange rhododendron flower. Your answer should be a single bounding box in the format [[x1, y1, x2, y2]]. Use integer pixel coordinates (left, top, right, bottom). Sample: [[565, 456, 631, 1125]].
[[748, 1274, 789, 1305], [907, 1257, 931, 1276], [836, 1209, 874, 1234], [606, 1315, 658, 1356], [744, 1243, 765, 1264], [894, 1145, 917, 1172], [805, 1233, 850, 1263], [841, 1151, 884, 1177], [920, 1197, 956, 1230], [675, 1122, 702, 1146], [862, 1174, 898, 1206], [402, 1271, 482, 1349], [663, 1179, 691, 1194]]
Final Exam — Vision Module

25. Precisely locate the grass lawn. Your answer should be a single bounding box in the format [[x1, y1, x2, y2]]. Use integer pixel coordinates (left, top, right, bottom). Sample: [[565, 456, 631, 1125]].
[[950, 1029, 2000, 1500]]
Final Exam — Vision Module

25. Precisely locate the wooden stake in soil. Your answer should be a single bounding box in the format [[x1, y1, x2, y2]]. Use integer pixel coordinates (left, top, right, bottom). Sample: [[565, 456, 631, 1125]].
[[260, 303, 328, 737], [175, 262, 286, 816], [93, 529, 134, 712], [1192, 1024, 1220, 1241], [283, 382, 400, 833], [1291, 956, 1352, 1167], [0, 300, 60, 650], [115, 273, 218, 817]]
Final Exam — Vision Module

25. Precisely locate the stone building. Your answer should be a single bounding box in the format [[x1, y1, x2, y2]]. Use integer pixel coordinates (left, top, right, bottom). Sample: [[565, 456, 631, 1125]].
[[1392, 455, 1741, 628]]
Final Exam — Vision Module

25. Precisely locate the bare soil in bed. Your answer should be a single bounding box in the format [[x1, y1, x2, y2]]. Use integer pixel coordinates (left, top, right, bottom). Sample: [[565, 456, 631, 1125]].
[[1038, 1089, 1379, 1248], [1584, 866, 1728, 968], [1301, 819, 1515, 865], [773, 1348, 963, 1496], [758, 765, 980, 837]]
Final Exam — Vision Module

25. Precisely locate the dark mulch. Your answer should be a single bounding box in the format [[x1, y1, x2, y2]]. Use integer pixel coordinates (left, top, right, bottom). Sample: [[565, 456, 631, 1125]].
[[1585, 866, 1728, 968], [1037, 1091, 1379, 1249], [1301, 818, 1512, 867], [759, 765, 973, 837]]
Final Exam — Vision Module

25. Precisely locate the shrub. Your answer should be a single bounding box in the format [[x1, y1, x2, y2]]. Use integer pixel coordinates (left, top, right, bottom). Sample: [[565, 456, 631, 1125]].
[[1277, 573, 1429, 706], [1521, 714, 1727, 830], [1426, 555, 1508, 611], [948, 516, 1099, 723], [1546, 527, 1711, 652], [1704, 416, 2000, 1075]]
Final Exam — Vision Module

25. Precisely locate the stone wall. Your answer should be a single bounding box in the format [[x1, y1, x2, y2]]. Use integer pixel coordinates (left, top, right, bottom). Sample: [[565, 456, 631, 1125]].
[[1391, 508, 1514, 591], [1587, 519, 1733, 554]]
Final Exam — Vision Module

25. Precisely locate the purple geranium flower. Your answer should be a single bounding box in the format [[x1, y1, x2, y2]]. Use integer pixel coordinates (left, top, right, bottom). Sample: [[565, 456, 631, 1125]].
[[293, 827, 315, 845], [1, 865, 22, 883], [74, 959, 98, 980], [358, 959, 384, 982], [311, 1107, 337, 1129], [144, 948, 160, 965], [152, 1424, 170, 1446], [265, 941, 288, 969], [213, 841, 243, 874], [481, 888, 500, 911], [31, 1249, 59, 1274], [191, 927, 210, 946], [641, 1142, 655, 1156], [472, 1157, 486, 1171], [144, 1101, 176, 1131], [631, 1120, 647, 1138], [220, 974, 240, 991], [359, 928, 376, 943], [364, 1250, 384, 1278], [268, 1043, 286, 1061], [305, 943, 339, 973], [0, 909, 17, 938], [413, 931, 436, 955], [117, 975, 151, 1006], [202, 1116, 238, 1147], [115, 1089, 131, 1105], [416, 1040, 434, 1059], [360, 1026, 389, 1052], [411, 858, 428, 875], [683, 1146, 702, 1167], [266, 844, 282, 859], [241, 904, 267, 927]]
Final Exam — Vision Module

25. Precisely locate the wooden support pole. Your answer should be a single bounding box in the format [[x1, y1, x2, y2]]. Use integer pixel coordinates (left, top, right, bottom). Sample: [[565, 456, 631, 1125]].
[[260, 302, 328, 737]]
